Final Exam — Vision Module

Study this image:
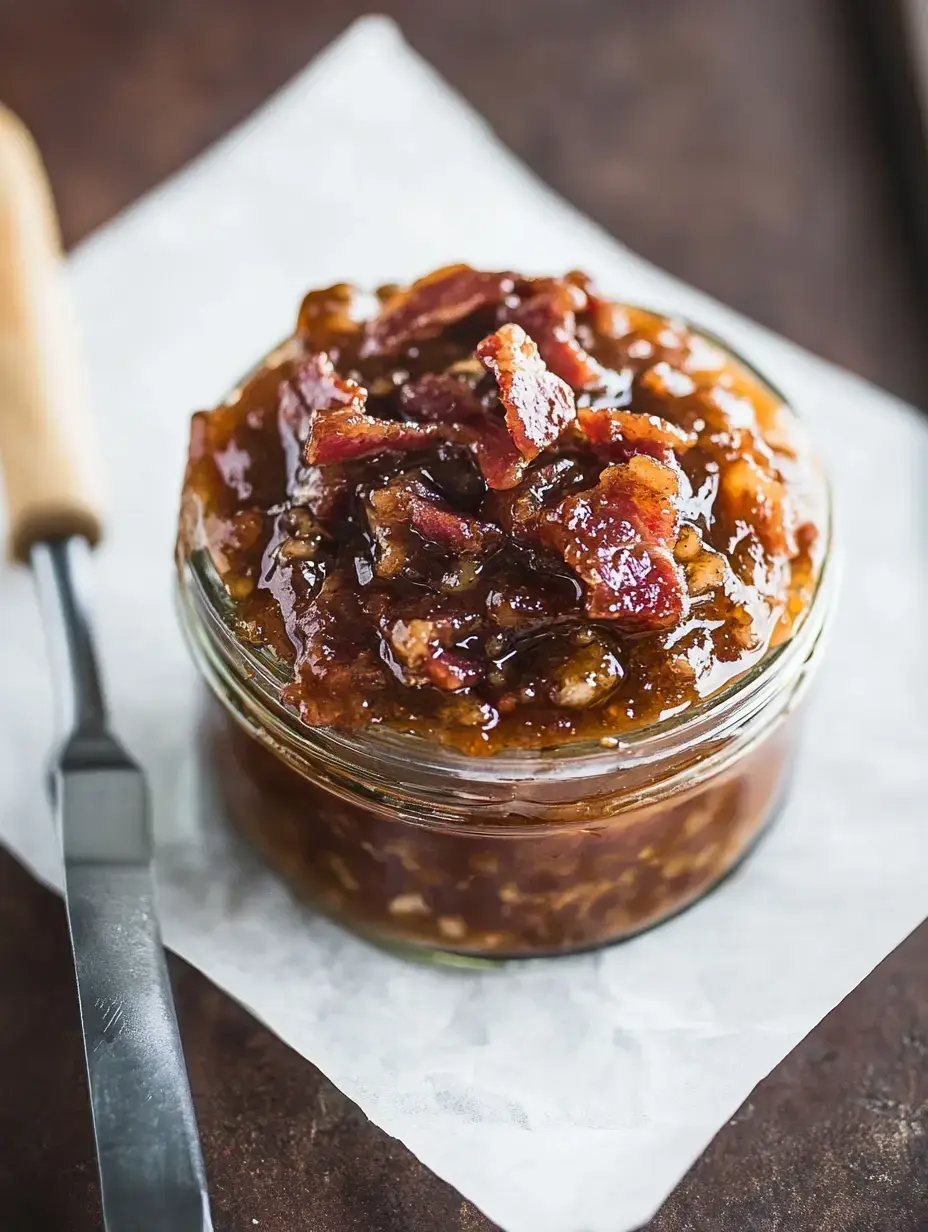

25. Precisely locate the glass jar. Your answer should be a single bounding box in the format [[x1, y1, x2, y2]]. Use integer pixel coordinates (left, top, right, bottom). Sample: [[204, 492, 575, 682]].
[[177, 516, 833, 964], [176, 315, 834, 963]]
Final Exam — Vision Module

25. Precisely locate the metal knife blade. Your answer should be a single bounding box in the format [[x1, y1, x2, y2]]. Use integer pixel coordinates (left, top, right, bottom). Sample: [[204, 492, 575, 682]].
[[35, 538, 213, 1232]]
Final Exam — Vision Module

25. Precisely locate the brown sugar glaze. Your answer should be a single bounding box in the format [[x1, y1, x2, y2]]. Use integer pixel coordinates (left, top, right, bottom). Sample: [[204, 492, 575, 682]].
[[178, 265, 829, 957]]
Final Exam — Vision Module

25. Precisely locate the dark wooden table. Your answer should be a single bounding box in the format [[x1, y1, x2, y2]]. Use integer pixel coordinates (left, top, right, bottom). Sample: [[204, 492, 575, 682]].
[[1, 3, 927, 1230]]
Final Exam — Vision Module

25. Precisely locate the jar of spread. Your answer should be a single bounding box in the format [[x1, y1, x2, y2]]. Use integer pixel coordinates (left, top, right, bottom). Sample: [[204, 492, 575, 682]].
[[176, 265, 833, 960]]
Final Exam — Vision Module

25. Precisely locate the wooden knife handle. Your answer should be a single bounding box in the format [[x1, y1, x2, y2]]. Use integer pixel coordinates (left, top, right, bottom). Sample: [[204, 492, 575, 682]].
[[0, 105, 102, 563]]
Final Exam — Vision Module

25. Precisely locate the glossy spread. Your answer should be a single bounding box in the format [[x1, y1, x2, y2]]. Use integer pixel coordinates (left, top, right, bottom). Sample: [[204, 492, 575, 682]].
[[179, 265, 825, 755]]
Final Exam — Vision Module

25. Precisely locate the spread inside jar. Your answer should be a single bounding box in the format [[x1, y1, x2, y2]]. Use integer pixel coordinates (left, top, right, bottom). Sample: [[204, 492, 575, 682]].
[[179, 265, 826, 755]]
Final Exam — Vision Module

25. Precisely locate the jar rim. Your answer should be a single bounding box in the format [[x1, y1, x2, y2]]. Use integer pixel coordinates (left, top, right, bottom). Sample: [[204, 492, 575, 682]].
[[178, 308, 835, 787]]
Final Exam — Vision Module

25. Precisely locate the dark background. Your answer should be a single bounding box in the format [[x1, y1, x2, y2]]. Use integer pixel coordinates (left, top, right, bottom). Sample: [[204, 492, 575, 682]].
[[1, 2, 927, 1230]]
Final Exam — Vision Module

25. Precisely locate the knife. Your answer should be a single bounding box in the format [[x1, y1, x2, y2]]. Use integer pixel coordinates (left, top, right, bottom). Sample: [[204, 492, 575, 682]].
[[0, 105, 213, 1231]]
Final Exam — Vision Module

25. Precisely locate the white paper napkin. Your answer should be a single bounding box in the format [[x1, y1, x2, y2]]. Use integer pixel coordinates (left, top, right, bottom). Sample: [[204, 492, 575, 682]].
[[1, 17, 926, 1232]]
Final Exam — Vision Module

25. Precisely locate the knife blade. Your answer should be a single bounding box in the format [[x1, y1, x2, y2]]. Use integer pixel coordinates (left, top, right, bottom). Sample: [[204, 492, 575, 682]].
[[33, 537, 212, 1232]]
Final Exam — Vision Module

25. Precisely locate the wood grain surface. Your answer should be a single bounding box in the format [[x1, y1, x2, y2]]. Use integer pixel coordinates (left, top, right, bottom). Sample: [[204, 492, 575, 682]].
[[0, 2, 926, 1230]]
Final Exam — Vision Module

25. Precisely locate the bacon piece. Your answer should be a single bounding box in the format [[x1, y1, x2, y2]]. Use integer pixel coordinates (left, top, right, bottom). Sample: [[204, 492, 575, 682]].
[[540, 455, 687, 629], [306, 409, 444, 465], [280, 352, 366, 449], [276, 379, 354, 519], [389, 617, 483, 692], [578, 406, 696, 463], [401, 372, 526, 491], [399, 372, 484, 424], [291, 353, 447, 465], [471, 425, 526, 491], [508, 278, 604, 390], [366, 476, 501, 579], [363, 265, 515, 355], [368, 479, 501, 558], [423, 648, 483, 691], [477, 323, 576, 462], [405, 493, 500, 554], [277, 356, 360, 498]]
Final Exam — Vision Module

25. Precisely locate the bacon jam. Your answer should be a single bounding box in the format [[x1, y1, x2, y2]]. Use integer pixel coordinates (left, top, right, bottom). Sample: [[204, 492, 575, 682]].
[[177, 266, 831, 957], [179, 265, 825, 756]]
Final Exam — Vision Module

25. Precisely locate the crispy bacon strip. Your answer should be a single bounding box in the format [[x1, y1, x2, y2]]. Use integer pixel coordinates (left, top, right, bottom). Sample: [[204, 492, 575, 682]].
[[508, 278, 604, 390], [363, 264, 514, 355], [306, 410, 444, 465], [477, 323, 576, 461], [292, 353, 446, 465], [578, 406, 696, 463], [406, 494, 499, 554], [540, 455, 687, 629]]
